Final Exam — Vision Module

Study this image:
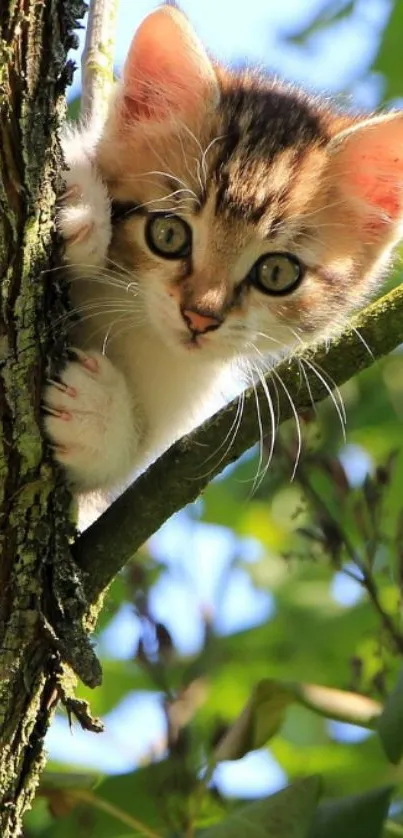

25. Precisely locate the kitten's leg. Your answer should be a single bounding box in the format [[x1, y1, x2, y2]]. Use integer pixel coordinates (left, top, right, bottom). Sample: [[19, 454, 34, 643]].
[[58, 129, 112, 271], [46, 132, 142, 489], [43, 350, 142, 490]]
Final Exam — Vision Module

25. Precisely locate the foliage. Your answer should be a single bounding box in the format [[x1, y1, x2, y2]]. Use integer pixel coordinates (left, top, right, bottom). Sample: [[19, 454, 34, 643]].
[[24, 1, 403, 836]]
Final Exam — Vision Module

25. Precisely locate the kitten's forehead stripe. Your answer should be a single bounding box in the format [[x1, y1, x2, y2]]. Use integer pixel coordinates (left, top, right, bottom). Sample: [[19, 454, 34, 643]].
[[212, 76, 330, 223]]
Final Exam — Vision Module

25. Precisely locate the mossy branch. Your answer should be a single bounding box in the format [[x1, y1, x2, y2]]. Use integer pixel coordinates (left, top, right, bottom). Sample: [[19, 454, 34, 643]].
[[73, 280, 403, 602]]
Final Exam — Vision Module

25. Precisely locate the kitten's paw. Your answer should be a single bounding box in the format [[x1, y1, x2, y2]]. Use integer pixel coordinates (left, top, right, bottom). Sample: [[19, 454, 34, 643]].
[[58, 130, 111, 271], [43, 350, 140, 490]]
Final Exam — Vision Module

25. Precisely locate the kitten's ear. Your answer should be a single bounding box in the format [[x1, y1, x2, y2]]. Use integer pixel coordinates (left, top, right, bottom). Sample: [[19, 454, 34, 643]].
[[328, 113, 403, 238], [121, 7, 219, 121]]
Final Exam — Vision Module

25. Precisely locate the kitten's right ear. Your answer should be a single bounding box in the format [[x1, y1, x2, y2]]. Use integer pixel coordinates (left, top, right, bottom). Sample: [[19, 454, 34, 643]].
[[327, 112, 403, 241], [120, 7, 219, 122]]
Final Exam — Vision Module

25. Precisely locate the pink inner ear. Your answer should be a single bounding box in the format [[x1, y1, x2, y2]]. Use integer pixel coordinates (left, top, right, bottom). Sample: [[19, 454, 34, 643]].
[[122, 8, 217, 121], [354, 166, 401, 224], [338, 117, 403, 231]]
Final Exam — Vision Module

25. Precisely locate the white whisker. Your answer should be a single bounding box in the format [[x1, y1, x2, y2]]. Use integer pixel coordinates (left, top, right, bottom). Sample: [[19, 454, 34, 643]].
[[296, 358, 317, 414], [351, 326, 374, 359], [194, 390, 245, 480], [200, 134, 227, 189], [301, 358, 346, 438], [271, 367, 302, 481], [248, 354, 277, 494], [244, 359, 265, 492], [144, 168, 200, 203]]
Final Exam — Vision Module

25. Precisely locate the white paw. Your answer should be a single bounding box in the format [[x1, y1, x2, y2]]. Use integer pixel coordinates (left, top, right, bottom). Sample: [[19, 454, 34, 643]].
[[58, 129, 111, 271], [43, 350, 140, 490]]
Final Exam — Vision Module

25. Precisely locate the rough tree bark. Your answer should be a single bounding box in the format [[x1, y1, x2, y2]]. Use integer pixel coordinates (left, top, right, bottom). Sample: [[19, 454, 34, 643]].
[[0, 2, 86, 835], [1, 1, 403, 836]]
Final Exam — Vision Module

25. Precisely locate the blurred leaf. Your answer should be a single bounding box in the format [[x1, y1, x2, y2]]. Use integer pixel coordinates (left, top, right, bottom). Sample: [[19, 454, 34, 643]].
[[384, 823, 403, 837], [309, 785, 394, 838], [215, 678, 381, 761], [284, 0, 355, 46], [377, 667, 403, 764], [39, 757, 222, 837], [203, 776, 321, 837], [373, 3, 403, 102], [39, 763, 169, 837], [67, 96, 81, 121], [24, 797, 54, 834], [293, 683, 382, 728], [41, 769, 101, 789], [214, 679, 292, 761], [271, 735, 395, 799]]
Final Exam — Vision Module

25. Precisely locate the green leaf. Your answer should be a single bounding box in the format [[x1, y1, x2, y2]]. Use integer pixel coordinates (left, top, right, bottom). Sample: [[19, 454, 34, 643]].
[[214, 679, 292, 760], [39, 757, 220, 837], [203, 776, 322, 837], [41, 768, 101, 789], [377, 667, 403, 764], [38, 763, 171, 837], [284, 1, 355, 46], [384, 822, 403, 838], [67, 96, 81, 121], [373, 3, 403, 102], [214, 679, 382, 761], [292, 683, 382, 728], [309, 786, 394, 838]]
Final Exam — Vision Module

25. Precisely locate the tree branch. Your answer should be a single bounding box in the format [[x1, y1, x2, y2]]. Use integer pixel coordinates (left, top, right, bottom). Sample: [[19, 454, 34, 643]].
[[73, 280, 403, 602], [81, 0, 119, 130]]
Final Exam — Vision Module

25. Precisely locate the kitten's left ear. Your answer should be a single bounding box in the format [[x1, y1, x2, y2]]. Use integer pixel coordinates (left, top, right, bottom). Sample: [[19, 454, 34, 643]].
[[121, 7, 219, 121], [328, 112, 403, 239]]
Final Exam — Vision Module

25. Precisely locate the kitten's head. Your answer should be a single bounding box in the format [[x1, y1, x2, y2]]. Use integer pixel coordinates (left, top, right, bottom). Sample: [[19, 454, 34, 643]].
[[96, 6, 403, 361]]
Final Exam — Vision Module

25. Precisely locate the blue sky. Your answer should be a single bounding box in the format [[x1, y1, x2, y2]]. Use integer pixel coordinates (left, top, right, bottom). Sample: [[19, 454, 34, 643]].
[[49, 0, 384, 797], [70, 0, 389, 102]]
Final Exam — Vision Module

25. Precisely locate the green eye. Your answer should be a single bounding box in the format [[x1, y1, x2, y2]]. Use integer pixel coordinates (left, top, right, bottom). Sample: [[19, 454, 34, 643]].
[[145, 214, 192, 259], [250, 252, 303, 295]]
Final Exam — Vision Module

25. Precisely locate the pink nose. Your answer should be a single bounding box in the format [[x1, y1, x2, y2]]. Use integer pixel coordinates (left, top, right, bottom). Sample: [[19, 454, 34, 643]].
[[181, 308, 222, 335]]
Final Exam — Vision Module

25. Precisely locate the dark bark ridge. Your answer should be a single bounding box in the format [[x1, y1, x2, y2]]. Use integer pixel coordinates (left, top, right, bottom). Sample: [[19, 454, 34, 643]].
[[0, 2, 86, 835]]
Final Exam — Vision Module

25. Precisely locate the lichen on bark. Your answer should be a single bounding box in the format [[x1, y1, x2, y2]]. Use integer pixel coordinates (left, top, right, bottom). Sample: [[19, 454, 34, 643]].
[[0, 2, 87, 835]]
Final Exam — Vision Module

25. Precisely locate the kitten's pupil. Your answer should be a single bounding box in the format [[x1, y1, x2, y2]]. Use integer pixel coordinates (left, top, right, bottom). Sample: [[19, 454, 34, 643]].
[[145, 214, 192, 259]]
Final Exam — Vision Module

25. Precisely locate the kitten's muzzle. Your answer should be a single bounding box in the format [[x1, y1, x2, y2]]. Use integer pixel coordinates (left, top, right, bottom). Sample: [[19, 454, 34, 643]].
[[181, 306, 223, 336]]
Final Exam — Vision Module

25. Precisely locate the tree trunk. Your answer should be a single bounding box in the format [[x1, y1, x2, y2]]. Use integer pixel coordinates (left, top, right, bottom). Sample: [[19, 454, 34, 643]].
[[0, 2, 86, 835]]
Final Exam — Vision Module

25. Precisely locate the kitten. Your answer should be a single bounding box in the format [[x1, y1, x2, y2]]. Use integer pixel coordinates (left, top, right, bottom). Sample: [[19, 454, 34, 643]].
[[44, 6, 403, 493]]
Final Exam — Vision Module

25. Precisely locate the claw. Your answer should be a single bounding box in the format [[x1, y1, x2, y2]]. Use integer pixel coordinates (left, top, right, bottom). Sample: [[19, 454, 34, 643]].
[[42, 405, 72, 421], [49, 443, 71, 456], [47, 378, 77, 398], [65, 222, 94, 247], [68, 347, 99, 373], [58, 184, 83, 203]]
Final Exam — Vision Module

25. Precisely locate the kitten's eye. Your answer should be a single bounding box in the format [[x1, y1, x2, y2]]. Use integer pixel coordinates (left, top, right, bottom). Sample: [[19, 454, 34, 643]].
[[250, 253, 303, 295], [145, 214, 192, 259]]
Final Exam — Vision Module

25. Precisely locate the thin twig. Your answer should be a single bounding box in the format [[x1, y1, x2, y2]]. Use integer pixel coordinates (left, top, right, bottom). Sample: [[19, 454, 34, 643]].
[[284, 444, 403, 655], [81, 0, 119, 129], [72, 789, 160, 838], [361, 571, 403, 655]]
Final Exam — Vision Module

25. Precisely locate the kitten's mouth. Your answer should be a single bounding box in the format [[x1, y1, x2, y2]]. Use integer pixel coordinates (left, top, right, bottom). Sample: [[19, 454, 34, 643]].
[[180, 332, 206, 350]]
